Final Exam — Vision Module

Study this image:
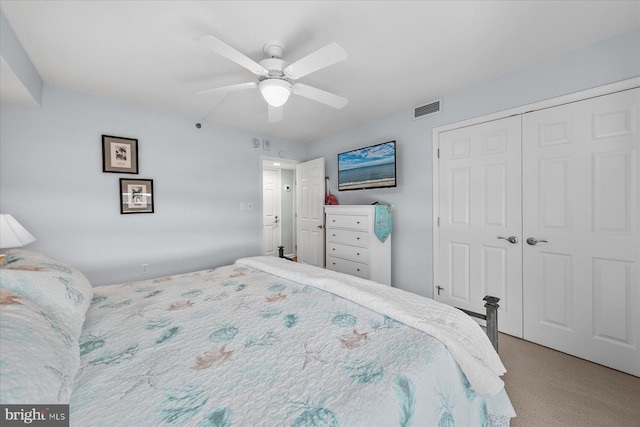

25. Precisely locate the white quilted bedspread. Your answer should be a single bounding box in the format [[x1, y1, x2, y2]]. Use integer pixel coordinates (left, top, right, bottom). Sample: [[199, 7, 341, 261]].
[[70, 257, 515, 426], [237, 257, 506, 396]]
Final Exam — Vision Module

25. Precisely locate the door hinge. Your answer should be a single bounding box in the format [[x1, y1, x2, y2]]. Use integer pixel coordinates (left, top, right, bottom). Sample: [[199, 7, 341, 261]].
[[437, 148, 440, 159], [437, 217, 440, 226]]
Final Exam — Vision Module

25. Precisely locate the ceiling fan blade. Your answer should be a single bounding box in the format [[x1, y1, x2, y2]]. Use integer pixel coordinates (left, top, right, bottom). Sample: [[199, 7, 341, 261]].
[[268, 105, 283, 123], [292, 83, 348, 109], [283, 42, 347, 80], [197, 35, 269, 76], [196, 82, 257, 95]]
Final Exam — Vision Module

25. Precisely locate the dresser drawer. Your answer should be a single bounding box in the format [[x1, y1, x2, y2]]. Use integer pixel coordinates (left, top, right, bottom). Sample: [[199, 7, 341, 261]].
[[327, 243, 369, 263], [326, 214, 369, 230], [327, 229, 369, 247], [327, 256, 370, 280]]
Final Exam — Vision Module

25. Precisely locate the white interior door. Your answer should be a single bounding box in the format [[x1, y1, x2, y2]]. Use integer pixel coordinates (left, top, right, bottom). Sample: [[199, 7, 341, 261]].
[[296, 157, 325, 266], [435, 116, 523, 337], [262, 168, 281, 256], [522, 88, 640, 376]]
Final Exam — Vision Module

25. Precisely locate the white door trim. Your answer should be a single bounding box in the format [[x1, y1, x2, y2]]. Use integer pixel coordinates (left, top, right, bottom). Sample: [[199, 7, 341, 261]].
[[434, 77, 640, 135], [433, 77, 640, 299]]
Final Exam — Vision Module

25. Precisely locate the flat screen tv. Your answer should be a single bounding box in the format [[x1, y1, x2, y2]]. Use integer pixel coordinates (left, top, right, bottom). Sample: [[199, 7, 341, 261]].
[[338, 140, 396, 191]]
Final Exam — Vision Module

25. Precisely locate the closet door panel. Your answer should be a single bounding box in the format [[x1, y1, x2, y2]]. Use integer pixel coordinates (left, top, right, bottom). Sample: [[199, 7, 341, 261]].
[[522, 88, 639, 376], [437, 116, 523, 337]]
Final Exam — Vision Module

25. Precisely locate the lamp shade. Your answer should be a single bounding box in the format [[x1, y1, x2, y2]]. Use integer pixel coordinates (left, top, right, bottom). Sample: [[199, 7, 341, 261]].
[[259, 79, 292, 107], [0, 214, 36, 249]]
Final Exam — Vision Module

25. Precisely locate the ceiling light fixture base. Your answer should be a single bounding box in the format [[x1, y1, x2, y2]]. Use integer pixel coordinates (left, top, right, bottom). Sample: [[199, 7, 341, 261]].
[[263, 41, 285, 58]]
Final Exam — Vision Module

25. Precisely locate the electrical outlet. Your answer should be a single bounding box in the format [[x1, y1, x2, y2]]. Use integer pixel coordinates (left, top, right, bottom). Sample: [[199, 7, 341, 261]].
[[141, 264, 149, 275]]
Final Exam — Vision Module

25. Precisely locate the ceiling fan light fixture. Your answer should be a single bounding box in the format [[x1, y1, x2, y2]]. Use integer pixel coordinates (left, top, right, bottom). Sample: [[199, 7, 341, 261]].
[[259, 79, 292, 107]]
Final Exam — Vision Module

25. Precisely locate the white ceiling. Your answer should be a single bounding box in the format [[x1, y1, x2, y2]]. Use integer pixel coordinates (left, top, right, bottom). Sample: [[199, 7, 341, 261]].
[[1, 1, 639, 143]]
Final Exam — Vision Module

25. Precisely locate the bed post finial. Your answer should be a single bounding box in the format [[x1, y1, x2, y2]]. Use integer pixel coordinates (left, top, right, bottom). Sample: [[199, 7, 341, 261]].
[[483, 295, 500, 352], [277, 246, 295, 262]]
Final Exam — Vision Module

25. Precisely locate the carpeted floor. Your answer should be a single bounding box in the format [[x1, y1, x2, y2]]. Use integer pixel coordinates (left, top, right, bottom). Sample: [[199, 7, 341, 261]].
[[499, 333, 640, 426]]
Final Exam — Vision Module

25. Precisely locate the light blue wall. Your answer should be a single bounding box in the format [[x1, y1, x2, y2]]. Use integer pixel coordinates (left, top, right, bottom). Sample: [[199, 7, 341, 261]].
[[0, 85, 305, 285], [306, 28, 640, 297]]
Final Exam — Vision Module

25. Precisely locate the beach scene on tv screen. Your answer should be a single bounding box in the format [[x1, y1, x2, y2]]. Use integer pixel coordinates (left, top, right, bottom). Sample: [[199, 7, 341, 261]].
[[338, 141, 396, 190]]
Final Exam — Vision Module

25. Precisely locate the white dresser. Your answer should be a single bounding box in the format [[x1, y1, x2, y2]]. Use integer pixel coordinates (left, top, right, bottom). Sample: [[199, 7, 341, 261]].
[[324, 205, 391, 285]]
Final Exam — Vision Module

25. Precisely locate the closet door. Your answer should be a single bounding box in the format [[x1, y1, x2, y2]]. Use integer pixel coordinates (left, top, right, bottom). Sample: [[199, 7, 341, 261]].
[[522, 88, 639, 376], [436, 116, 523, 337]]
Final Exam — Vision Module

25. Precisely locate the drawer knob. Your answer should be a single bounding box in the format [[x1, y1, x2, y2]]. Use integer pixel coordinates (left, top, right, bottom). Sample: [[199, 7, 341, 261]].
[[356, 221, 360, 224], [357, 268, 360, 272], [332, 234, 336, 237], [356, 253, 360, 256], [332, 262, 336, 265], [332, 248, 335, 251], [357, 237, 360, 240]]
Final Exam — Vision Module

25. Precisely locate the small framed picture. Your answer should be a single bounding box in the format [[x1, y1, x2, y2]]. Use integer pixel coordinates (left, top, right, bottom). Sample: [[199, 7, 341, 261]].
[[120, 178, 154, 214], [102, 135, 138, 174]]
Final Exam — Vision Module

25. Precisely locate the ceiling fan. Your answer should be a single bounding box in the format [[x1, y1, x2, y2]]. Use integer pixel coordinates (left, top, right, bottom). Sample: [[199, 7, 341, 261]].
[[196, 35, 348, 122]]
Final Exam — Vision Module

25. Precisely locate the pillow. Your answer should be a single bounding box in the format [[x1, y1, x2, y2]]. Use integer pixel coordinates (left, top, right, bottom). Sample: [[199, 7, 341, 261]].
[[0, 289, 80, 404], [0, 249, 93, 339]]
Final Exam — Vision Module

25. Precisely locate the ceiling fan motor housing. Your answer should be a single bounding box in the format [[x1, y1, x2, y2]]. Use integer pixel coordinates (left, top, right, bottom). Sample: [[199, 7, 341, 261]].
[[259, 58, 287, 79]]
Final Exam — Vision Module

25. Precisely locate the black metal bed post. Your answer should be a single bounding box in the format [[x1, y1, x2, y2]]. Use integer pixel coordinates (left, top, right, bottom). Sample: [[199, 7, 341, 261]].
[[483, 295, 500, 352], [455, 297, 500, 352], [277, 246, 295, 262]]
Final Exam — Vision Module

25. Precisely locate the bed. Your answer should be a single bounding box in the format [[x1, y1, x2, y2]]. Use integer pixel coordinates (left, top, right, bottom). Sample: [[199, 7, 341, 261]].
[[0, 249, 515, 426]]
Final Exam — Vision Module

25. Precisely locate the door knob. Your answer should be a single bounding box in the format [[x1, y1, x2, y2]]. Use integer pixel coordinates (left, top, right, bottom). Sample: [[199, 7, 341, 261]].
[[274, 215, 279, 224], [317, 225, 324, 229], [526, 237, 548, 246], [497, 236, 518, 244]]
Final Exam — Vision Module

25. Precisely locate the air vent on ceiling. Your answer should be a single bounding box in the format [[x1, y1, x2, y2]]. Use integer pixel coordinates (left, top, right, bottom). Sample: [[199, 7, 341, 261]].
[[413, 99, 442, 120]]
